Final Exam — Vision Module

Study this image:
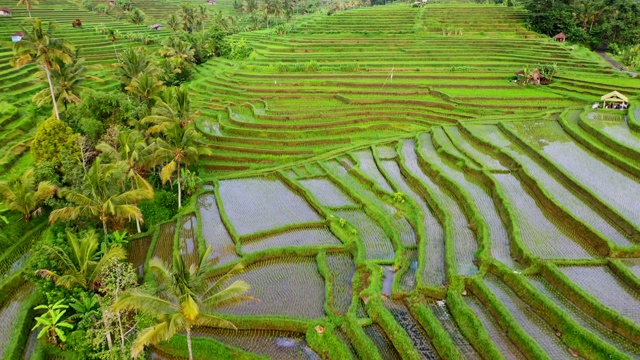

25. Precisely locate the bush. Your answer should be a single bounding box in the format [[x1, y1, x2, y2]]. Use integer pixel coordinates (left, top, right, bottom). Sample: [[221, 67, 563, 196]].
[[31, 118, 80, 167], [138, 190, 180, 231], [76, 91, 132, 127], [227, 38, 254, 60]]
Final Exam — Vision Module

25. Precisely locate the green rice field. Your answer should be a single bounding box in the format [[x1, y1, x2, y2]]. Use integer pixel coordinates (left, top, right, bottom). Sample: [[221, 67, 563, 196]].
[[2, 0, 640, 358]]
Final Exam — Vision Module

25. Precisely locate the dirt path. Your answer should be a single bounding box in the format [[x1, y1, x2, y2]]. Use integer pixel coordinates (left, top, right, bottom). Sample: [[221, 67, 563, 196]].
[[596, 51, 638, 77]]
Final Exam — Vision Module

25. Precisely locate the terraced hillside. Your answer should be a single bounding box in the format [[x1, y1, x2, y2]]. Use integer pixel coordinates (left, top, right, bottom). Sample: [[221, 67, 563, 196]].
[[172, 2, 640, 359], [187, 3, 635, 173], [2, 0, 640, 358]]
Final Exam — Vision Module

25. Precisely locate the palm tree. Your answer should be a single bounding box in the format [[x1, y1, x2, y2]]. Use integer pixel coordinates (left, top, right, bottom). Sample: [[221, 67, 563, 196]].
[[197, 4, 208, 34], [11, 18, 73, 120], [167, 13, 181, 32], [125, 73, 164, 112], [116, 47, 156, 88], [16, 0, 39, 18], [36, 229, 127, 290], [160, 36, 195, 62], [114, 247, 252, 360], [96, 128, 155, 232], [269, 0, 284, 27], [107, 28, 121, 59], [143, 87, 199, 133], [149, 121, 209, 209], [242, 0, 259, 14], [32, 54, 102, 112], [36, 229, 127, 350], [0, 168, 56, 222], [180, 3, 197, 33], [129, 8, 146, 25], [49, 158, 154, 238]]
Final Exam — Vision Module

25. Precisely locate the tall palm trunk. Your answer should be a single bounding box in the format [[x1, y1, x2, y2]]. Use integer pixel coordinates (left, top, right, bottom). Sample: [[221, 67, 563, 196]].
[[27, 4, 32, 18], [117, 311, 125, 351], [132, 183, 141, 233], [102, 217, 109, 239], [112, 41, 119, 60], [102, 311, 114, 350], [44, 65, 60, 120], [177, 162, 182, 208], [186, 326, 193, 360]]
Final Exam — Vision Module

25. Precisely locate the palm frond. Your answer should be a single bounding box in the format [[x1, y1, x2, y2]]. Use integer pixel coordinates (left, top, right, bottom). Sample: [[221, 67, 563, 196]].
[[111, 188, 153, 205], [193, 314, 238, 330], [205, 263, 246, 296], [203, 280, 253, 309], [131, 321, 171, 358], [113, 288, 175, 314], [148, 257, 173, 285], [160, 161, 178, 184], [58, 189, 97, 206]]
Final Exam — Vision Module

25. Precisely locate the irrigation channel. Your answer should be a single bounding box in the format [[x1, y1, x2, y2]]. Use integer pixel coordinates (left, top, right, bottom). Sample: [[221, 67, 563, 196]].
[[2, 0, 640, 358]]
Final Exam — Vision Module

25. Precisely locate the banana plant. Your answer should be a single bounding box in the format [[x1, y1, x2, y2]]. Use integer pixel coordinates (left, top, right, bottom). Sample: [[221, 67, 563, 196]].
[[32, 300, 73, 347]]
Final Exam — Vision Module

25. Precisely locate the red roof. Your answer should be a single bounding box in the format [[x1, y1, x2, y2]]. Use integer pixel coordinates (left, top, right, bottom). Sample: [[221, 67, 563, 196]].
[[0, 7, 11, 12], [12, 31, 23, 37], [554, 32, 566, 39]]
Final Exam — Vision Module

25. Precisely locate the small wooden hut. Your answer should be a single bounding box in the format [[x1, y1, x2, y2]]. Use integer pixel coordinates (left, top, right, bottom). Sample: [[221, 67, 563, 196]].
[[554, 32, 567, 42], [150, 23, 162, 30], [601, 91, 628, 109], [0, 7, 12, 16]]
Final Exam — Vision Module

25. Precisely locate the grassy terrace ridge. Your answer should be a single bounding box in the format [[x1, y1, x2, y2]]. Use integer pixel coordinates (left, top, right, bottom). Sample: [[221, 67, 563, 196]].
[[2, 0, 640, 359]]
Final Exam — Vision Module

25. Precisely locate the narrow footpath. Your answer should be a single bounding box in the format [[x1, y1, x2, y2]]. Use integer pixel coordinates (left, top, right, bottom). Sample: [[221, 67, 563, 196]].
[[596, 51, 638, 77]]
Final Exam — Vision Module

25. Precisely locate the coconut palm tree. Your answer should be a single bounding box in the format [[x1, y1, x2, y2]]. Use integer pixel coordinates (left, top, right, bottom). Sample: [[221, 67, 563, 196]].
[[159, 36, 196, 63], [114, 247, 252, 360], [180, 3, 197, 33], [36, 229, 127, 290], [116, 47, 156, 88], [197, 4, 208, 34], [11, 18, 73, 120], [0, 168, 56, 223], [143, 87, 199, 133], [167, 13, 181, 32], [49, 158, 154, 238], [96, 128, 155, 232], [16, 0, 39, 18], [32, 54, 102, 112], [149, 122, 209, 209], [129, 8, 146, 25], [106, 28, 121, 60], [125, 73, 164, 112]]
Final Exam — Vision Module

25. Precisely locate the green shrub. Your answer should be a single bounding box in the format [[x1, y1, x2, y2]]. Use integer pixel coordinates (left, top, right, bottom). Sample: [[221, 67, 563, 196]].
[[31, 118, 79, 167], [139, 190, 180, 231]]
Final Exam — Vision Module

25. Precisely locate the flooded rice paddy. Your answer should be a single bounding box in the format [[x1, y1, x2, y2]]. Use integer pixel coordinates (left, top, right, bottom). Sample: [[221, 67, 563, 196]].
[[131, 118, 640, 358]]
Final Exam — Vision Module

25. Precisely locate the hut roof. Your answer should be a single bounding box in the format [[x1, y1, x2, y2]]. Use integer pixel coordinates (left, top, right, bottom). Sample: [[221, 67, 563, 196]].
[[0, 7, 11, 12], [554, 32, 566, 39], [601, 91, 628, 103], [12, 31, 23, 37]]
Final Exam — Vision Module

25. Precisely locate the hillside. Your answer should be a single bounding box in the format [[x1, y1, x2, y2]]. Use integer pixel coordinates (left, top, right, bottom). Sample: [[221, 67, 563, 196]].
[[2, 0, 640, 359]]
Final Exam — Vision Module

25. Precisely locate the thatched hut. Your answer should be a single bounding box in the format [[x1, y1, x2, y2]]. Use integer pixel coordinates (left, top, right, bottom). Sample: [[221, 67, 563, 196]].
[[554, 32, 567, 42]]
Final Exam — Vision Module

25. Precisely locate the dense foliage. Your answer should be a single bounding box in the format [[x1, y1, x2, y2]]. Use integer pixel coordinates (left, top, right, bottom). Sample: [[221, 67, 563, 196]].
[[522, 0, 640, 50]]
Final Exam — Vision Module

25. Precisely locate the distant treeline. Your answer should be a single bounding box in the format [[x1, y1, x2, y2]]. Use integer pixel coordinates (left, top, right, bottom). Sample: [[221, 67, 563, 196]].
[[521, 0, 640, 49]]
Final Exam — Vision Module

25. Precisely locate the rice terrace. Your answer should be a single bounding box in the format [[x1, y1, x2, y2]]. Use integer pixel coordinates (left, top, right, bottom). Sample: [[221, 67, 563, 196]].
[[1, 0, 640, 358]]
